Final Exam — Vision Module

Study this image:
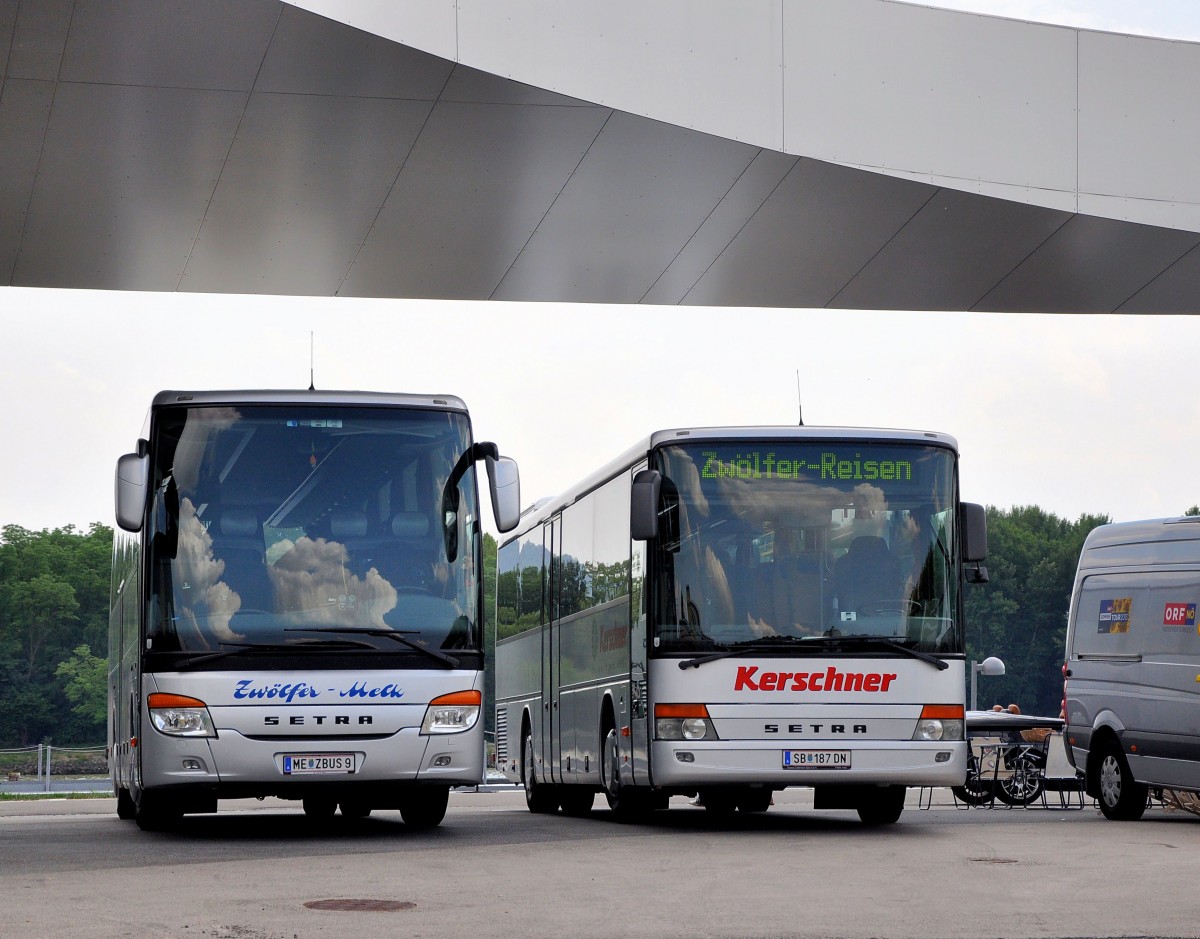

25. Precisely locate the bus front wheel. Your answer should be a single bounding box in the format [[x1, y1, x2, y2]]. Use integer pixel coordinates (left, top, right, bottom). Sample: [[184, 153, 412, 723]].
[[302, 796, 337, 819], [400, 786, 449, 830], [134, 790, 181, 832], [856, 785, 906, 825], [602, 727, 654, 821], [523, 732, 558, 814], [116, 787, 136, 820]]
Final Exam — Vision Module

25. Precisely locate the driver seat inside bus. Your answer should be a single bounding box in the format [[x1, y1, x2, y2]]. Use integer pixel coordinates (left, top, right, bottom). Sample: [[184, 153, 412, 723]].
[[834, 535, 902, 615]]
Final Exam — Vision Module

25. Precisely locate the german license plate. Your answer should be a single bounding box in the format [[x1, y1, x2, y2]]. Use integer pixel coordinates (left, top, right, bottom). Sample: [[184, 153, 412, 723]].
[[783, 750, 851, 769], [282, 753, 356, 775]]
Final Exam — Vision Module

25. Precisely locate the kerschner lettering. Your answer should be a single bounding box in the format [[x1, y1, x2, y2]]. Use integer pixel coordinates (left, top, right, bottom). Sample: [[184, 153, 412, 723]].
[[733, 665, 897, 693]]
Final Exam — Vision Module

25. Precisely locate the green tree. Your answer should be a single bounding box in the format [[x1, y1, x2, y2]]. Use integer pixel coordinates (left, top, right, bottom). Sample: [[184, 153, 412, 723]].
[[55, 644, 108, 728], [1185, 505, 1199, 517], [8, 573, 79, 680], [0, 523, 113, 746]]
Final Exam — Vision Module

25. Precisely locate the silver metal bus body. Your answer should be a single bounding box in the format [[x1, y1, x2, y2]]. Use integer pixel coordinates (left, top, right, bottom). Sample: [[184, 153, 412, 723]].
[[1063, 516, 1200, 820], [109, 389, 519, 830], [495, 426, 986, 823]]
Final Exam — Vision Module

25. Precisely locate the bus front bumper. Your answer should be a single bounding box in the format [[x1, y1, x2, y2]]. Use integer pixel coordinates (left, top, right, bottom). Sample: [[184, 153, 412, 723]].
[[650, 739, 967, 788]]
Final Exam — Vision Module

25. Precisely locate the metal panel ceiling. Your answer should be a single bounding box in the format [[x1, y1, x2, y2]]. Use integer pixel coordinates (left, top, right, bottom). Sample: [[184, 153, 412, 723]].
[[2, 0, 1198, 313]]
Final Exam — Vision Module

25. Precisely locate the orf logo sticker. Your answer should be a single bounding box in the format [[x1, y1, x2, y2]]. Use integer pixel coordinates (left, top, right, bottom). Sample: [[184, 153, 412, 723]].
[[1163, 603, 1197, 629]]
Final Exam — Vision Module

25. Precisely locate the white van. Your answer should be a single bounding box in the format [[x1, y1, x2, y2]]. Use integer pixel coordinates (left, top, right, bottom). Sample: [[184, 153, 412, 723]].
[[1063, 516, 1200, 820]]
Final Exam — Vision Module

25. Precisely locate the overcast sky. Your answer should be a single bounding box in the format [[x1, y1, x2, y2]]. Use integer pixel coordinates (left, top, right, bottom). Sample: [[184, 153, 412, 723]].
[[3, 2, 1199, 537], [931, 0, 1200, 40]]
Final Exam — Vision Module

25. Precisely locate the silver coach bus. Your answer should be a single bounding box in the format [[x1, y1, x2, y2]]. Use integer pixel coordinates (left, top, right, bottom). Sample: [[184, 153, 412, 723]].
[[495, 427, 988, 824], [109, 390, 519, 830]]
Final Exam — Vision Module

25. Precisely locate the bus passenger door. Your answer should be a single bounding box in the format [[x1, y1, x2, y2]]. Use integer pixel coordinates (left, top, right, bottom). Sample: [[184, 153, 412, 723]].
[[629, 464, 651, 785], [541, 516, 563, 785]]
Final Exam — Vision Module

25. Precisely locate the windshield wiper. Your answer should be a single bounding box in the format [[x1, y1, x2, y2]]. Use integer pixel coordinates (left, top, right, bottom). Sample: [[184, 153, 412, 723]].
[[828, 635, 948, 670], [285, 627, 461, 669], [172, 637, 377, 668], [679, 635, 819, 670]]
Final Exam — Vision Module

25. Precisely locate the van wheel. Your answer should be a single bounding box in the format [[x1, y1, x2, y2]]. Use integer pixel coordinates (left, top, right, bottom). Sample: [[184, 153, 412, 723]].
[[1096, 740, 1147, 821]]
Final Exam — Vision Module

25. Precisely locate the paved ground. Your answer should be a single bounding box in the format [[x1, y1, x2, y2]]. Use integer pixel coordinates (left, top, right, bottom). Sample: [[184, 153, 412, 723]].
[[2, 786, 1197, 939]]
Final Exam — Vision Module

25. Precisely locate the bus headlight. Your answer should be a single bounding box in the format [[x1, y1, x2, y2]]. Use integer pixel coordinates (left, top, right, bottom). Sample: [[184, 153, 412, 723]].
[[147, 693, 216, 738], [912, 705, 965, 741], [420, 690, 481, 735], [654, 704, 717, 741]]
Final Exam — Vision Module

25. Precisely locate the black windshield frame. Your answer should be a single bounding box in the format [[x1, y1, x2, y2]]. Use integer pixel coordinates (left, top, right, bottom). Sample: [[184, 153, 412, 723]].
[[646, 439, 964, 658], [143, 403, 482, 671]]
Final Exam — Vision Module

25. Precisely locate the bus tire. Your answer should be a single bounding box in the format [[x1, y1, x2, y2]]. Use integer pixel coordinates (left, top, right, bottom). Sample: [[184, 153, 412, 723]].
[[557, 786, 595, 817], [302, 796, 337, 819], [523, 732, 558, 814], [134, 791, 181, 832], [602, 726, 653, 821], [736, 787, 774, 813], [401, 786, 449, 830], [856, 785, 905, 825], [1096, 739, 1147, 821], [116, 787, 136, 820], [698, 787, 737, 817]]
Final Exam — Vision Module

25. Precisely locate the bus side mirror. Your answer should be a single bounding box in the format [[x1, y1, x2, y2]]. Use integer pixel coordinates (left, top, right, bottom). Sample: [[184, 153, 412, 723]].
[[487, 455, 521, 533], [960, 501, 989, 584], [115, 452, 149, 533], [630, 470, 661, 541], [960, 502, 988, 561]]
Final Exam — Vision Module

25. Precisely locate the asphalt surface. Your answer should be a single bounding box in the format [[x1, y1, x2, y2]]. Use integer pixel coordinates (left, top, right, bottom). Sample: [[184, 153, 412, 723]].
[[1, 787, 1196, 939]]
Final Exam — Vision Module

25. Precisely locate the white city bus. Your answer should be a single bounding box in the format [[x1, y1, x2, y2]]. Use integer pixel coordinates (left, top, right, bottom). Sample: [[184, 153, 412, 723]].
[[494, 427, 987, 824], [109, 390, 519, 830]]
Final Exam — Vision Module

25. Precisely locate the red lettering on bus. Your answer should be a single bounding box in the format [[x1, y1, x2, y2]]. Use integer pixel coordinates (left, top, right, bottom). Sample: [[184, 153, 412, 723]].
[[732, 667, 898, 693]]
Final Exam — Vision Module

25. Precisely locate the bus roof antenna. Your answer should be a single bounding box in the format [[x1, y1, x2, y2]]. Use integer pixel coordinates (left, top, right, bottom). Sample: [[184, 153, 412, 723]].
[[796, 369, 804, 426]]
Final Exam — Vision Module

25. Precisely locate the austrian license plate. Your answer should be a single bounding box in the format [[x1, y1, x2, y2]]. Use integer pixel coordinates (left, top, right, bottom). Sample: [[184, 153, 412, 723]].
[[282, 753, 356, 775], [783, 750, 851, 769]]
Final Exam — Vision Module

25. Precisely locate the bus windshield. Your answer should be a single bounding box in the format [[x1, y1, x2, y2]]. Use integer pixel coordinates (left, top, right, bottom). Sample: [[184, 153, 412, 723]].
[[650, 441, 961, 655], [145, 404, 480, 664]]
